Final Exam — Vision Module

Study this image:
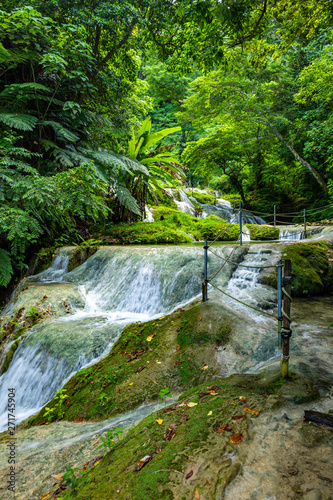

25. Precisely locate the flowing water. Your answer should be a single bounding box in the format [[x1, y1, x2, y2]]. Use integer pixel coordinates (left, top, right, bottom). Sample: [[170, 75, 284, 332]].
[[1, 240, 332, 499], [0, 244, 245, 431]]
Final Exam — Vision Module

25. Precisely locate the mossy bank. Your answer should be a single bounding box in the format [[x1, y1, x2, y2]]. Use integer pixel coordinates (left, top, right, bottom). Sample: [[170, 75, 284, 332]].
[[27, 301, 235, 427]]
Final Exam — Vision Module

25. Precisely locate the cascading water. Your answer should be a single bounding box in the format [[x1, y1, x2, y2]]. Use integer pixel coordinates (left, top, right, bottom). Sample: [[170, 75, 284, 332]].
[[0, 244, 245, 431]]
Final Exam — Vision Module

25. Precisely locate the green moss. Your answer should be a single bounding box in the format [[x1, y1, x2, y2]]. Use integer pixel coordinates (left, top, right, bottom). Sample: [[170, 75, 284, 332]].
[[283, 242, 332, 296], [59, 374, 287, 500], [219, 194, 242, 204], [147, 189, 177, 209], [97, 210, 239, 245], [1, 336, 23, 373], [191, 191, 216, 205], [27, 302, 234, 427], [247, 224, 279, 241], [68, 246, 98, 272]]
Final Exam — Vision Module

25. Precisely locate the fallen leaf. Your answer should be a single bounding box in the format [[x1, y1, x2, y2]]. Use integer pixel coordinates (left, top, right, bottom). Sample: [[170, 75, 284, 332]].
[[198, 317, 202, 321], [174, 361, 182, 366], [239, 396, 247, 403], [146, 335, 155, 342], [156, 418, 163, 425], [94, 461, 100, 466], [215, 427, 224, 433], [156, 361, 161, 364], [137, 455, 152, 471], [230, 402, 236, 405], [207, 411, 212, 416], [153, 380, 157, 384], [129, 382, 134, 386], [188, 357, 191, 361], [189, 365, 193, 370], [53, 474, 63, 480], [159, 316, 166, 320], [207, 385, 220, 391], [194, 490, 200, 499], [180, 414, 190, 421], [230, 433, 243, 444], [176, 327, 181, 332], [232, 415, 246, 420], [176, 345, 181, 350], [187, 402, 198, 408], [75, 417, 83, 423], [260, 392, 269, 397], [185, 470, 193, 479], [202, 364, 208, 370], [39, 493, 50, 499], [91, 439, 99, 446]]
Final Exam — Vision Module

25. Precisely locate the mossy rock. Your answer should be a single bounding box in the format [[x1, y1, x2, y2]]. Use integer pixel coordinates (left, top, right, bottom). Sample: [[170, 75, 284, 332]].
[[1, 334, 25, 374], [26, 301, 235, 427], [68, 246, 98, 272], [57, 375, 286, 500], [192, 191, 216, 205], [278, 378, 320, 404], [148, 189, 177, 209], [247, 224, 279, 241], [283, 242, 332, 296], [299, 423, 333, 446]]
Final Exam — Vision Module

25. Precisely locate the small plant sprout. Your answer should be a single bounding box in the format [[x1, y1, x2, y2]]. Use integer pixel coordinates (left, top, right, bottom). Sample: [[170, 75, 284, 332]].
[[158, 387, 172, 403]]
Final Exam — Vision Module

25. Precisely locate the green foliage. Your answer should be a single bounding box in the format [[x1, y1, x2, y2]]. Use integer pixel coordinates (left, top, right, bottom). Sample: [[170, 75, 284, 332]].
[[43, 388, 68, 422], [247, 224, 280, 241], [0, 249, 13, 287], [97, 426, 124, 451], [191, 192, 216, 205], [158, 387, 171, 403]]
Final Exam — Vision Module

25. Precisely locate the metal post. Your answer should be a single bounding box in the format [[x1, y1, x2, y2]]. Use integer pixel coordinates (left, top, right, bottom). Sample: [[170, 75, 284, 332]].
[[281, 259, 292, 378], [239, 202, 242, 246], [202, 240, 208, 302], [274, 205, 276, 227], [277, 260, 283, 347], [304, 209, 307, 238]]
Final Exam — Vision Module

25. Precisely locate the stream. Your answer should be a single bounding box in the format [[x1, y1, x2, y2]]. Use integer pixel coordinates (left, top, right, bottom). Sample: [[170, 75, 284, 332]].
[[0, 238, 332, 499]]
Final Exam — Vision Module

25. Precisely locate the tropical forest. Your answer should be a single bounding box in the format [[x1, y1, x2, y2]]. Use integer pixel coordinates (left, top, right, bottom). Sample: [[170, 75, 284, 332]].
[[0, 1, 333, 499]]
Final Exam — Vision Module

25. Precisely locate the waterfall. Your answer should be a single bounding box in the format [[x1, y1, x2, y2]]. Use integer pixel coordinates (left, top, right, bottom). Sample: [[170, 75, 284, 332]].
[[0, 244, 245, 430]]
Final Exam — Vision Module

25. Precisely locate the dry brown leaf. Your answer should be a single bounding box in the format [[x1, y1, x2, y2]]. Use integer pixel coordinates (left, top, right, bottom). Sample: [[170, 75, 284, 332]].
[[230, 433, 243, 444], [194, 490, 200, 499], [239, 396, 247, 403], [53, 474, 63, 480], [75, 417, 83, 423], [137, 455, 152, 471], [176, 345, 181, 350], [202, 364, 208, 370], [185, 470, 193, 479], [232, 415, 246, 420]]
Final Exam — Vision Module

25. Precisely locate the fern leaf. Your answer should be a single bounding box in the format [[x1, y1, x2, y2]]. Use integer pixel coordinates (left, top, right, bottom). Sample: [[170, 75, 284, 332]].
[[0, 113, 38, 131], [0, 249, 13, 287]]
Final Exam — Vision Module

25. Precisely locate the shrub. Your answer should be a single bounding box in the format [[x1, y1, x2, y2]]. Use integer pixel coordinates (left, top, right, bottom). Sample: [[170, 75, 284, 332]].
[[247, 224, 279, 240]]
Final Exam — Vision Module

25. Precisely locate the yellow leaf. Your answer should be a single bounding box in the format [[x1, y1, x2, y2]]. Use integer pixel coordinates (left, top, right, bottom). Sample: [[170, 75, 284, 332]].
[[91, 439, 98, 446], [156, 361, 161, 364], [187, 402, 198, 408], [207, 411, 212, 416], [159, 316, 166, 320], [53, 474, 63, 480], [94, 461, 100, 466], [202, 364, 208, 370], [146, 335, 154, 342], [129, 382, 134, 385], [40, 494, 50, 499], [156, 419, 163, 425]]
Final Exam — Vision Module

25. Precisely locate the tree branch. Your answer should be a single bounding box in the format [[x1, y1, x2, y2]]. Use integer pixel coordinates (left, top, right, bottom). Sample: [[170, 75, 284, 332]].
[[229, 0, 268, 48]]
